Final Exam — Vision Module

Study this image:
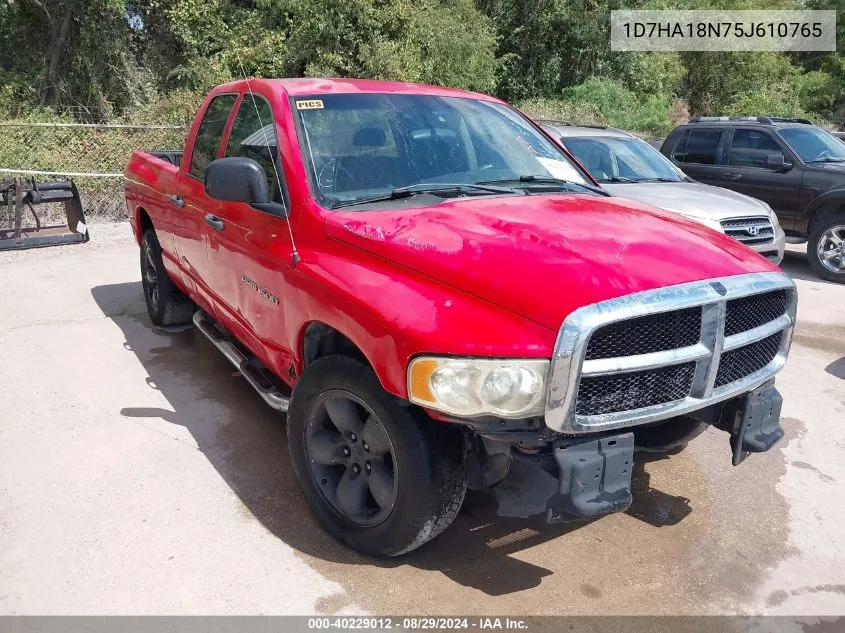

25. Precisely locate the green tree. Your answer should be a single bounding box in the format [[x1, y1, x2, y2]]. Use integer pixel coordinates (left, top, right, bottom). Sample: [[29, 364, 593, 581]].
[[0, 0, 154, 118], [271, 0, 499, 92], [477, 0, 629, 101]]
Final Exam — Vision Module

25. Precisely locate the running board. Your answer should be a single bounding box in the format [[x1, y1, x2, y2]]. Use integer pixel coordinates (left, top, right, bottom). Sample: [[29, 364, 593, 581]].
[[192, 310, 290, 412]]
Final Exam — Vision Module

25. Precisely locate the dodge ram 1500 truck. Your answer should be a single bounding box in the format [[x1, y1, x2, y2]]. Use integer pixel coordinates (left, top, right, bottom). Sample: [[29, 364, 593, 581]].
[[125, 78, 797, 557]]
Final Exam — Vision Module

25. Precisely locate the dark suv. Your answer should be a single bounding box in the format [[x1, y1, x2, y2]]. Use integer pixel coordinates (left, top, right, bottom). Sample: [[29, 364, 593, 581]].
[[661, 117, 845, 282]]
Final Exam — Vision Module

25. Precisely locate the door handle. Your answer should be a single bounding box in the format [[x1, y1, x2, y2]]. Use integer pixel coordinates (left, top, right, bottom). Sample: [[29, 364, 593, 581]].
[[204, 214, 225, 231], [169, 194, 184, 207], [723, 173, 742, 180]]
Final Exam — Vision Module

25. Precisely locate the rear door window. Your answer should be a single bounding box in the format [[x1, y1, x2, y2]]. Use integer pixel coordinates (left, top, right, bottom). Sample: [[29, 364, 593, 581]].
[[672, 128, 724, 165], [188, 94, 238, 180], [728, 129, 785, 168]]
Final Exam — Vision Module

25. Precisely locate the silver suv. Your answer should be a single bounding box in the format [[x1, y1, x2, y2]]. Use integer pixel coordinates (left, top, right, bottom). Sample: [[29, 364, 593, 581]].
[[541, 122, 786, 264]]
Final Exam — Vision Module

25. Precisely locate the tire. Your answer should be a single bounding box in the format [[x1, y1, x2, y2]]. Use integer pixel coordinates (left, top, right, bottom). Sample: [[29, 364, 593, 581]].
[[140, 229, 195, 326], [808, 212, 845, 283], [288, 355, 467, 557]]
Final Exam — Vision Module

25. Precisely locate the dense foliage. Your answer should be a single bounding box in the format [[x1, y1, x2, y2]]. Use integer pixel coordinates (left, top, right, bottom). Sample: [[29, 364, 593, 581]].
[[1, 0, 843, 135]]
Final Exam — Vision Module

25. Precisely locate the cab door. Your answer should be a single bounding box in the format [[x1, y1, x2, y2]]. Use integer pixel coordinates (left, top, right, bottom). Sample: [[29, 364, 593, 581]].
[[205, 91, 296, 373], [722, 128, 802, 222], [170, 93, 238, 308]]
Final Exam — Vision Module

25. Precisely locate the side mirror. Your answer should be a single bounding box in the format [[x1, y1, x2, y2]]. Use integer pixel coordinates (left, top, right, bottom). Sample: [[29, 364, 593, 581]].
[[765, 154, 792, 172], [205, 157, 288, 218]]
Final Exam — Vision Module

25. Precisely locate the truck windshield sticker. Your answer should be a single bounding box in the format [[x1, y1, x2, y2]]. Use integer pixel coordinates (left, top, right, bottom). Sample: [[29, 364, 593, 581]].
[[536, 157, 585, 182], [296, 100, 324, 110]]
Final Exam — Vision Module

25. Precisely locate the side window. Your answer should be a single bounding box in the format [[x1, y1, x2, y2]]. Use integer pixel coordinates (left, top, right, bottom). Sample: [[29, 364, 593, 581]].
[[728, 129, 785, 168], [674, 129, 723, 165], [189, 94, 238, 180], [225, 94, 284, 203]]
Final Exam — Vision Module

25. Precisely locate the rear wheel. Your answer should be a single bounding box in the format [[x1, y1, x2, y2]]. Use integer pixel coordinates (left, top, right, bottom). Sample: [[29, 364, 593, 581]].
[[288, 355, 467, 556], [808, 213, 845, 283], [140, 229, 195, 326]]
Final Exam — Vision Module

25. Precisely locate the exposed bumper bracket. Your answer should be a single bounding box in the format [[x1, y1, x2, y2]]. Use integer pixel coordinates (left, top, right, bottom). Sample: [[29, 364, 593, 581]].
[[546, 432, 634, 523], [719, 382, 784, 465]]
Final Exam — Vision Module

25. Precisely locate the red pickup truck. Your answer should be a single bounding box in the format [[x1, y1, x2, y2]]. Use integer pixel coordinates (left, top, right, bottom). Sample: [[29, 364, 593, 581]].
[[125, 78, 797, 557]]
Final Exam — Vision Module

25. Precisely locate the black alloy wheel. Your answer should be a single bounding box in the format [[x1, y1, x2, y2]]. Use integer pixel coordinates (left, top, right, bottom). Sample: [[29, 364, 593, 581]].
[[304, 390, 398, 526]]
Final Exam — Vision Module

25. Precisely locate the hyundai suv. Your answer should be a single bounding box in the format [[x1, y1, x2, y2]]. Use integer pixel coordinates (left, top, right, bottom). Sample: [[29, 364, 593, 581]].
[[661, 117, 845, 282], [542, 122, 785, 264]]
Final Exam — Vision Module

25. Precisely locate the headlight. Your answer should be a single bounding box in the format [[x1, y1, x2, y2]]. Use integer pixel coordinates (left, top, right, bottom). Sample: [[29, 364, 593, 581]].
[[408, 357, 549, 418], [697, 217, 723, 233], [667, 209, 722, 233], [763, 203, 782, 231]]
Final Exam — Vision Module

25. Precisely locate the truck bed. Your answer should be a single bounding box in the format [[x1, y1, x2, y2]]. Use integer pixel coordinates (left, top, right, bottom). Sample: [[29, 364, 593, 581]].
[[148, 151, 183, 167]]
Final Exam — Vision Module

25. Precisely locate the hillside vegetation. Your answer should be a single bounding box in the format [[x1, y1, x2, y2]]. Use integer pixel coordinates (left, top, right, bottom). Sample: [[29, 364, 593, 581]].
[[1, 0, 843, 136]]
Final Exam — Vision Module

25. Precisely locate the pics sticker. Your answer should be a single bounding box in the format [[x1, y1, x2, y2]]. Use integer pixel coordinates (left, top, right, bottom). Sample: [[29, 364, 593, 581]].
[[296, 100, 324, 110]]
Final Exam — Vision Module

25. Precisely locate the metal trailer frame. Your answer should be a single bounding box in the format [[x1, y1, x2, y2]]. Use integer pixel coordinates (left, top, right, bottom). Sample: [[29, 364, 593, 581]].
[[0, 177, 90, 250]]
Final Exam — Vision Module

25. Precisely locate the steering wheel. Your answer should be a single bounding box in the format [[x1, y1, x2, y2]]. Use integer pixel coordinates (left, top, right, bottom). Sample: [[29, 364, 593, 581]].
[[812, 150, 834, 162], [330, 118, 384, 194], [331, 158, 359, 194], [317, 158, 336, 190]]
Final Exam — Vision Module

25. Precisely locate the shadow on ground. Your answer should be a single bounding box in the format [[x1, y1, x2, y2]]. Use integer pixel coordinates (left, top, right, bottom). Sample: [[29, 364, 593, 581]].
[[91, 281, 694, 599], [826, 357, 845, 380], [779, 248, 840, 285]]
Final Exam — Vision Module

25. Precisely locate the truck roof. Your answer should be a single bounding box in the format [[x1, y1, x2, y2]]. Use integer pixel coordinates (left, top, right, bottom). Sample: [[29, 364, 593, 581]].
[[213, 77, 501, 102]]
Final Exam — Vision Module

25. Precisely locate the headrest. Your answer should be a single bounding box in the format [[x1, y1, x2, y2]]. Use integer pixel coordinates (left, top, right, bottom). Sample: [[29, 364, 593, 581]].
[[353, 127, 387, 148]]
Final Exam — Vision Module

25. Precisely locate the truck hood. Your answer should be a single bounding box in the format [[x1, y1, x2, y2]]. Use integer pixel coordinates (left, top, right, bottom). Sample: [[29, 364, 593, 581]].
[[601, 181, 769, 222], [324, 194, 777, 331]]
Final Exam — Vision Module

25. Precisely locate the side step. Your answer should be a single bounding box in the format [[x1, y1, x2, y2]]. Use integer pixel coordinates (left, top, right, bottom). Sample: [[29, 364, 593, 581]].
[[193, 310, 290, 412]]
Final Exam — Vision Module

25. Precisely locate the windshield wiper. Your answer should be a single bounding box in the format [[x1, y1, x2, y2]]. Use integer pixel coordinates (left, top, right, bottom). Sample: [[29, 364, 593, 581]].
[[635, 177, 680, 183], [477, 175, 608, 196], [330, 182, 518, 209], [601, 176, 636, 183]]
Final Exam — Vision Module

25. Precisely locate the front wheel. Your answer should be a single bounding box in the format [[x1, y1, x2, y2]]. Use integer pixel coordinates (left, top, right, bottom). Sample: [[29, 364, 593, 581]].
[[808, 213, 845, 283], [288, 355, 467, 556]]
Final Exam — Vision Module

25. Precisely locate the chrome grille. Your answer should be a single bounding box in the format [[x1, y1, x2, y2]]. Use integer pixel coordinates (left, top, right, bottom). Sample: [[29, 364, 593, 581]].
[[725, 289, 789, 337], [575, 363, 696, 416], [720, 216, 775, 246], [545, 272, 797, 434], [715, 331, 783, 389], [585, 308, 701, 360]]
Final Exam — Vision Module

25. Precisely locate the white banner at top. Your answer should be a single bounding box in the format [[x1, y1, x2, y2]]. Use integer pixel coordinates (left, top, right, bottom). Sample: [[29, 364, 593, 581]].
[[611, 10, 837, 52]]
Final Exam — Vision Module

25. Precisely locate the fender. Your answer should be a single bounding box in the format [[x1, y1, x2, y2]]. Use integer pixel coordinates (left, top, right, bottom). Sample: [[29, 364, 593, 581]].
[[801, 188, 845, 234], [288, 243, 556, 399]]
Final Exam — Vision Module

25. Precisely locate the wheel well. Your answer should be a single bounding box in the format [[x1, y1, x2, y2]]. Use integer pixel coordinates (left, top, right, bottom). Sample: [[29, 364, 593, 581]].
[[302, 322, 369, 369], [809, 201, 845, 235], [138, 208, 153, 235]]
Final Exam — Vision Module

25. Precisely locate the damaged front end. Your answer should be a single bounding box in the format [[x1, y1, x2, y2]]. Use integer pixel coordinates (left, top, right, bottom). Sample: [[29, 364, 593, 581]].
[[541, 381, 784, 523], [462, 271, 794, 524], [465, 378, 785, 525], [533, 271, 794, 523]]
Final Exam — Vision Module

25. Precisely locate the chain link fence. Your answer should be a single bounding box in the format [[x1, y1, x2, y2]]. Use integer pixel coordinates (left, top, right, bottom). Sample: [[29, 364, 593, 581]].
[[0, 122, 186, 221]]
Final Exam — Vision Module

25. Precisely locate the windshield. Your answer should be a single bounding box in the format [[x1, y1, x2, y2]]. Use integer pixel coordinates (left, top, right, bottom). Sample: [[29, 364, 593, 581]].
[[562, 136, 684, 183], [779, 127, 845, 162], [293, 93, 591, 207]]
